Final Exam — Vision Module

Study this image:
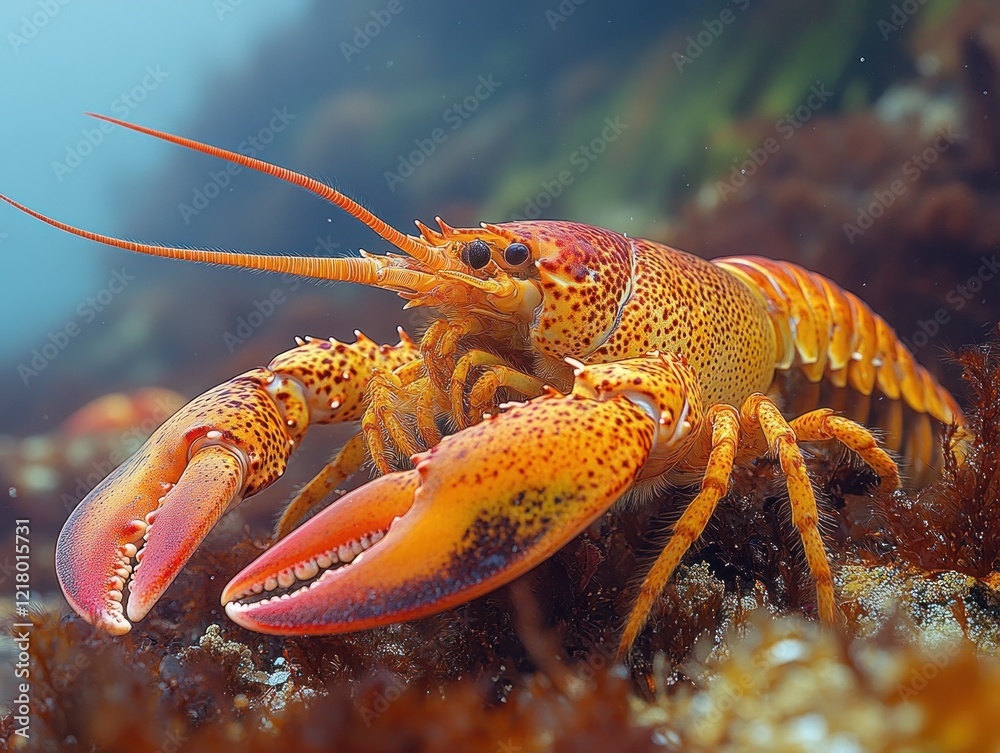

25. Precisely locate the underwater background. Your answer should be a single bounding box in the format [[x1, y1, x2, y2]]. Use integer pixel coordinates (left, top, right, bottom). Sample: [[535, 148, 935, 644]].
[[2, 1, 1000, 750]]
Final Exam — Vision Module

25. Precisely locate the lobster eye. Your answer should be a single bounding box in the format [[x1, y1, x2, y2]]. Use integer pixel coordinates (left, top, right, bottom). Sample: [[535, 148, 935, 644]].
[[503, 242, 530, 267], [463, 239, 492, 269]]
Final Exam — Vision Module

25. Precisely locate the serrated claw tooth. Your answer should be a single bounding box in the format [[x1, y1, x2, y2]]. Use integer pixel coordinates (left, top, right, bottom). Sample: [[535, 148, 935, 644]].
[[294, 560, 319, 581]]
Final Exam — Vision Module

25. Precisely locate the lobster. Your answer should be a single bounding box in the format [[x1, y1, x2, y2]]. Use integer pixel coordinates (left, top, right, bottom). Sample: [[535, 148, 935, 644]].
[[2, 114, 964, 658]]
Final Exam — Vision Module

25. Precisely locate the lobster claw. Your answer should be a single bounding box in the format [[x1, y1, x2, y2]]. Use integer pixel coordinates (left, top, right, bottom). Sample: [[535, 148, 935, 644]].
[[56, 369, 300, 634], [221, 374, 666, 635], [56, 444, 245, 635]]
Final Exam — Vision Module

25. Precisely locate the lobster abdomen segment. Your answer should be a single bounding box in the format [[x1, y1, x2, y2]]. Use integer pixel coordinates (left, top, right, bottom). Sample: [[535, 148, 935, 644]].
[[714, 256, 963, 485], [714, 256, 961, 423]]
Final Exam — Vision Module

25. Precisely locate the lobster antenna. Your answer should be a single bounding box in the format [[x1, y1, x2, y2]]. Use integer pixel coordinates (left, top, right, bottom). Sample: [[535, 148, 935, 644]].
[[80, 113, 439, 268], [0, 193, 440, 291]]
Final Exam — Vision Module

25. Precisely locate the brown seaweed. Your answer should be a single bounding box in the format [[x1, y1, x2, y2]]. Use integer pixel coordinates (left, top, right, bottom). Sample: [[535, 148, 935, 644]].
[[870, 333, 1000, 578]]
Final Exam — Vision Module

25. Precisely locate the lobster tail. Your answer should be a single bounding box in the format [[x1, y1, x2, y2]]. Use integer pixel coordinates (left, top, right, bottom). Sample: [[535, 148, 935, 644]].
[[715, 256, 964, 486]]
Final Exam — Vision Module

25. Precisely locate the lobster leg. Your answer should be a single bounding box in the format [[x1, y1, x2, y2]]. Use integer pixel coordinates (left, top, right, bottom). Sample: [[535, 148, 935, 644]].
[[359, 320, 500, 471], [617, 405, 740, 657], [415, 377, 445, 447], [788, 409, 900, 491], [56, 333, 419, 634], [273, 432, 367, 540], [421, 317, 482, 394], [617, 398, 903, 656], [365, 372, 446, 453], [361, 346, 543, 472], [220, 353, 704, 635], [450, 350, 548, 429], [362, 365, 431, 474], [741, 394, 838, 624], [467, 364, 547, 422]]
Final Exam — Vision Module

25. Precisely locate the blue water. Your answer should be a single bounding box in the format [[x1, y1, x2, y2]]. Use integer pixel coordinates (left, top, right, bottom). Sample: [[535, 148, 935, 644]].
[[0, 2, 309, 362]]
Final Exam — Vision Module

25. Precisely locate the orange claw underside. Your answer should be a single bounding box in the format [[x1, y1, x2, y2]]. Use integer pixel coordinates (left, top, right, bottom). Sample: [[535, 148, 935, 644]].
[[221, 392, 655, 635], [221, 472, 420, 634]]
